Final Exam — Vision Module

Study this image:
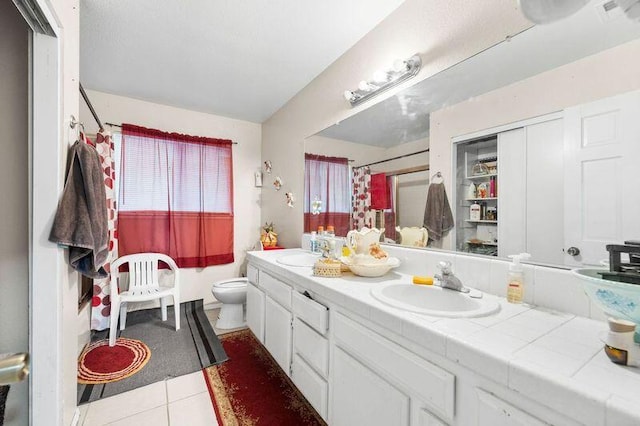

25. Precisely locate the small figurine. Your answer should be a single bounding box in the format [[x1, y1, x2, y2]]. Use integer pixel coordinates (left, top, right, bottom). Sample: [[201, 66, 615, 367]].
[[264, 160, 272, 174], [273, 176, 283, 191], [285, 192, 294, 208]]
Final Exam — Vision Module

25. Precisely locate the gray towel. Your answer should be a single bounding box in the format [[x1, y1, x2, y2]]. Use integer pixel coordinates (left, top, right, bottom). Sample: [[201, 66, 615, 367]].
[[49, 141, 108, 278], [423, 183, 454, 242]]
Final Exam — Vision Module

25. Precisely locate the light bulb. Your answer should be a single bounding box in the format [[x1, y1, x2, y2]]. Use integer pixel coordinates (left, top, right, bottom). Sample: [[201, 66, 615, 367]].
[[372, 70, 387, 83], [393, 59, 408, 72], [358, 80, 371, 91], [343, 90, 354, 101]]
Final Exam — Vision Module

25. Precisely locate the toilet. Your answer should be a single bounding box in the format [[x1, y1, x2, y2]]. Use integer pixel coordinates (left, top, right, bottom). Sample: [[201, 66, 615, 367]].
[[211, 278, 248, 329]]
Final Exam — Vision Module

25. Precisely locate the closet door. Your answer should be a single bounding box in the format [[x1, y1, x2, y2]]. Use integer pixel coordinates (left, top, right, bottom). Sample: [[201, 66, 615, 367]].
[[525, 119, 564, 265], [497, 128, 526, 258]]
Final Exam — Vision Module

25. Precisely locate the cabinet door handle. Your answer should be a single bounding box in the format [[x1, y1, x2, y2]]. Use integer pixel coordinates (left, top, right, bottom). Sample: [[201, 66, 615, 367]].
[[566, 247, 581, 257]]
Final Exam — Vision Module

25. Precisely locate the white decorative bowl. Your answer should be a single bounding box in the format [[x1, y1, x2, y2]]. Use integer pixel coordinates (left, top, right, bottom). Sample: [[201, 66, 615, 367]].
[[341, 256, 400, 278], [572, 268, 640, 324]]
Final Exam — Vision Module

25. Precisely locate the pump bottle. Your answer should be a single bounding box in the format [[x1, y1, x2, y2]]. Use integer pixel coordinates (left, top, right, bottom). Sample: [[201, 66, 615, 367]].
[[507, 253, 531, 304]]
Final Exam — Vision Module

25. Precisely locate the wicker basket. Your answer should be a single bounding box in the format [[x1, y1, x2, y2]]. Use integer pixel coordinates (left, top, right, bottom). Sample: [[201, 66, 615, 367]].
[[313, 259, 342, 278]]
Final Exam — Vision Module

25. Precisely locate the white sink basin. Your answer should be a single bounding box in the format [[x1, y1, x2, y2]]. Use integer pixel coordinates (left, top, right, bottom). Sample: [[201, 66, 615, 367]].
[[276, 253, 321, 267], [370, 284, 500, 318]]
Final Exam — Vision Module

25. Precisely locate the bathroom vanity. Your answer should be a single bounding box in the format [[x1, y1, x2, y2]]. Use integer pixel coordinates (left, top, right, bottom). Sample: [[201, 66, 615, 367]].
[[247, 247, 640, 426]]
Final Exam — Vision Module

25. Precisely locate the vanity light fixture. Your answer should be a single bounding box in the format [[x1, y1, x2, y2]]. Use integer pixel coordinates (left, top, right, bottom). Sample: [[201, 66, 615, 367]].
[[343, 54, 422, 107]]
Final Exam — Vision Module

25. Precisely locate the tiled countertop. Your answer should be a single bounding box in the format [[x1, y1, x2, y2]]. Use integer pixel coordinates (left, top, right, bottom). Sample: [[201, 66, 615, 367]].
[[247, 249, 640, 426]]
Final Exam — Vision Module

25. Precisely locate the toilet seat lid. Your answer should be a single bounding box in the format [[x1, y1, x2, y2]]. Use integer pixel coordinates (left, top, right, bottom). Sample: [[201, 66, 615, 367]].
[[214, 278, 248, 289]]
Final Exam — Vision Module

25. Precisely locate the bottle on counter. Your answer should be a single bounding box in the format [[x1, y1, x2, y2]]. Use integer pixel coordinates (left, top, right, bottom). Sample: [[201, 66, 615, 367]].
[[506, 253, 531, 304], [317, 226, 324, 235], [326, 225, 335, 236], [466, 183, 477, 199], [470, 202, 481, 221], [310, 231, 319, 253]]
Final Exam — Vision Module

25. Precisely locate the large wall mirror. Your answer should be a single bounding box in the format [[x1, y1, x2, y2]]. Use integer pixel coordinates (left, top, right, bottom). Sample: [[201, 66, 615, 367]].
[[304, 3, 640, 268]]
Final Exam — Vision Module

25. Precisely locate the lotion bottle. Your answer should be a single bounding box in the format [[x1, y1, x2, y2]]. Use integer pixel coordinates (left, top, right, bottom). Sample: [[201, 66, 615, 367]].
[[506, 253, 531, 304]]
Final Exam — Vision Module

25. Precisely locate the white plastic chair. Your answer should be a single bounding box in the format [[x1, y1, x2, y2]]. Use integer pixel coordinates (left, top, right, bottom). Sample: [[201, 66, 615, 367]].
[[396, 226, 429, 247], [109, 253, 180, 347]]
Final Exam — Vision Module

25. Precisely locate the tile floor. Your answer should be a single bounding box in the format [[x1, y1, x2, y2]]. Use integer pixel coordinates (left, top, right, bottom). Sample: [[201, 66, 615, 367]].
[[78, 307, 242, 426]]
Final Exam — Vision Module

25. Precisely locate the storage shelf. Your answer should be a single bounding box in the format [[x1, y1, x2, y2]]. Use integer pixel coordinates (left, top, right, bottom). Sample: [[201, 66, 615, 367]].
[[466, 173, 498, 180], [466, 197, 498, 201], [465, 220, 498, 224], [466, 240, 498, 246]]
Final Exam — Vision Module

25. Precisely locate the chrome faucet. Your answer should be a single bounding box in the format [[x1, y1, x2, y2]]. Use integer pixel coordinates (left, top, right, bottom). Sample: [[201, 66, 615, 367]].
[[434, 261, 470, 293]]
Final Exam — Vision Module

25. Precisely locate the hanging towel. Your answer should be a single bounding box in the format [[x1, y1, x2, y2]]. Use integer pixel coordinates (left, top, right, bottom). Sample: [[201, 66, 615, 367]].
[[423, 183, 454, 241], [370, 173, 389, 210], [49, 141, 109, 278]]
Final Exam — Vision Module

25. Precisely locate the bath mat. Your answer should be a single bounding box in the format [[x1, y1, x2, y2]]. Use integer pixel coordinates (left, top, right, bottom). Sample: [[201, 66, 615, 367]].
[[78, 338, 150, 384], [204, 329, 325, 425], [78, 299, 227, 404]]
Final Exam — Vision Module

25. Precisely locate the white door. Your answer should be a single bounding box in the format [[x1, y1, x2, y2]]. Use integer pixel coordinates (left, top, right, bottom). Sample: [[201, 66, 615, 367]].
[[246, 282, 265, 343], [564, 90, 640, 266], [264, 296, 292, 375]]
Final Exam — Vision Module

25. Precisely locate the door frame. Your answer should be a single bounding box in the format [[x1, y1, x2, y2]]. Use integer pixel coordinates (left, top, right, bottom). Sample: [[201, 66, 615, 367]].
[[19, 1, 66, 423]]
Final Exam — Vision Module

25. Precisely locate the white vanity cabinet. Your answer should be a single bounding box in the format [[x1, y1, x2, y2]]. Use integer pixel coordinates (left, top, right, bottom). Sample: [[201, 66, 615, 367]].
[[331, 312, 454, 426], [246, 265, 265, 343], [264, 295, 292, 374], [290, 291, 330, 420], [261, 271, 293, 375]]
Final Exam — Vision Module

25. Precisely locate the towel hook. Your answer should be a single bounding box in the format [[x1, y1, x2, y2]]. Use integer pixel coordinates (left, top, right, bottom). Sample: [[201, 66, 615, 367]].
[[431, 171, 443, 182], [69, 115, 85, 141]]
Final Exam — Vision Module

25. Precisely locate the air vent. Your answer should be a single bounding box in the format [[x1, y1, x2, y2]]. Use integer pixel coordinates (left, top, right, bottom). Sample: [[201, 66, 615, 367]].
[[12, 0, 56, 36]]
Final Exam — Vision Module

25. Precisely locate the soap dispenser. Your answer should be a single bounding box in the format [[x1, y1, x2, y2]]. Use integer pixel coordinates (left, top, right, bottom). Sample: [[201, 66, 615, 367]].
[[506, 253, 531, 304]]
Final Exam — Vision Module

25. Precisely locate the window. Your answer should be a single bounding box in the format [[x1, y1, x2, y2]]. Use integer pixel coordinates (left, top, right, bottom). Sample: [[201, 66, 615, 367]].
[[304, 153, 350, 236], [117, 124, 234, 267]]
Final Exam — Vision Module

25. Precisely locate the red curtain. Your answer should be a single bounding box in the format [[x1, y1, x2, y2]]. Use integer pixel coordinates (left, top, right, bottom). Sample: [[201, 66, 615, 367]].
[[118, 124, 234, 268], [304, 153, 350, 236]]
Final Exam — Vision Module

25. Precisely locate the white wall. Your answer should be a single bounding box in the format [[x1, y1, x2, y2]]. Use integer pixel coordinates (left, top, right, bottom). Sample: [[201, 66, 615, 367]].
[[429, 38, 640, 249], [262, 0, 532, 247], [0, 5, 29, 425], [80, 90, 262, 305]]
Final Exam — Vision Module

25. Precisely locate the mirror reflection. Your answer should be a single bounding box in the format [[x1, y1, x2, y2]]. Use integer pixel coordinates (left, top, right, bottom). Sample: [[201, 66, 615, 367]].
[[304, 5, 640, 268]]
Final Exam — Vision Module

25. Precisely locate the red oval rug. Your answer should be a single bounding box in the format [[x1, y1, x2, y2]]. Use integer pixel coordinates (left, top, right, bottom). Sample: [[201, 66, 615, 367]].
[[78, 338, 151, 384]]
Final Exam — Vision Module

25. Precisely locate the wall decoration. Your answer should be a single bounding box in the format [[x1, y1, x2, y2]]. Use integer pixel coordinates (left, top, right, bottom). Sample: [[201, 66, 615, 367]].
[[273, 176, 283, 191], [286, 192, 295, 208], [311, 196, 323, 215], [264, 160, 272, 174]]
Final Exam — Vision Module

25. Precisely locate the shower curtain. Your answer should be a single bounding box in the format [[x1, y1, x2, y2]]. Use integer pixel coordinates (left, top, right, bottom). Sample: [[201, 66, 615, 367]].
[[85, 131, 118, 331], [351, 166, 374, 230]]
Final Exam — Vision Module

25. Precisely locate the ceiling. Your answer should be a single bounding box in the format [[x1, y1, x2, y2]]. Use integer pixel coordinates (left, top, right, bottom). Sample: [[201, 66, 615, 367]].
[[318, 1, 640, 147], [80, 0, 405, 123]]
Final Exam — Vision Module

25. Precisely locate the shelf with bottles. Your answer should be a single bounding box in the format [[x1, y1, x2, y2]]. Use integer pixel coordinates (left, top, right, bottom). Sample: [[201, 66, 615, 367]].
[[466, 173, 498, 180], [466, 197, 497, 201], [465, 219, 498, 224], [466, 240, 498, 246]]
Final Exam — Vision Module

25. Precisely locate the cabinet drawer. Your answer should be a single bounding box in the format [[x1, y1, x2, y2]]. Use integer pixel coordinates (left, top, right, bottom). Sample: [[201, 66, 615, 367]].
[[476, 389, 548, 426], [293, 318, 329, 378], [334, 312, 455, 422], [292, 291, 328, 335], [260, 272, 291, 309], [247, 264, 259, 285], [291, 354, 328, 421]]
